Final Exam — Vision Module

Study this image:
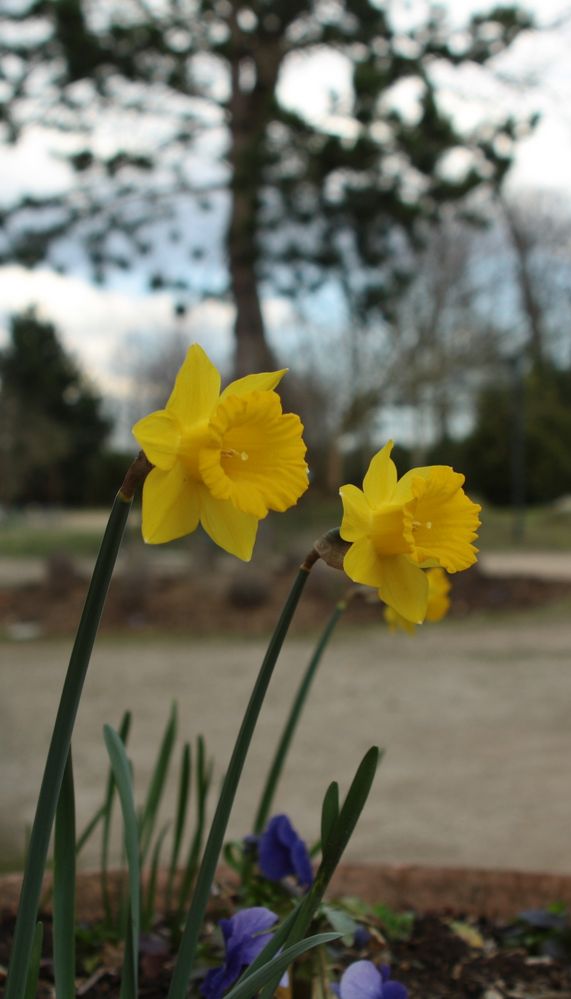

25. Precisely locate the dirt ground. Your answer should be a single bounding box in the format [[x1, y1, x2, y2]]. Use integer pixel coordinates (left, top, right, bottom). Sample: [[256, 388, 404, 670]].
[[2, 607, 571, 875]]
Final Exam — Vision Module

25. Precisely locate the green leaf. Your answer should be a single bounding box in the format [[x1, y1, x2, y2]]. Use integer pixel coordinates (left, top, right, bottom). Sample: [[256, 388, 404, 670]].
[[321, 747, 381, 880], [140, 703, 177, 863], [254, 602, 346, 835], [249, 745, 381, 999], [165, 741, 191, 914], [321, 905, 358, 945], [102, 710, 132, 926], [23, 921, 43, 999], [224, 932, 341, 999], [103, 724, 140, 999], [320, 781, 339, 859], [76, 802, 105, 855], [143, 822, 170, 932], [167, 565, 313, 999], [177, 734, 212, 916], [53, 750, 76, 999], [4, 492, 131, 999]]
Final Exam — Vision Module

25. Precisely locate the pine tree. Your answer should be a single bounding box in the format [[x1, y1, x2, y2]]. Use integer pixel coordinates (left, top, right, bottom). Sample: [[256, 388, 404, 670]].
[[0, 1, 532, 372]]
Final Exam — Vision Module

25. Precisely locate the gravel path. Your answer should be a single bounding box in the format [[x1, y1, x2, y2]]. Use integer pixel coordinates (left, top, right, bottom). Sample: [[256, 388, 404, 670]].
[[2, 613, 571, 873]]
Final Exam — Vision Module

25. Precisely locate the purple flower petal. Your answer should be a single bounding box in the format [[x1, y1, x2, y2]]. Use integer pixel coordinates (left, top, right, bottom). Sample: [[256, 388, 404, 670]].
[[339, 961, 384, 999], [200, 907, 278, 999], [291, 836, 313, 887], [259, 816, 294, 880], [258, 815, 313, 887], [382, 983, 408, 999]]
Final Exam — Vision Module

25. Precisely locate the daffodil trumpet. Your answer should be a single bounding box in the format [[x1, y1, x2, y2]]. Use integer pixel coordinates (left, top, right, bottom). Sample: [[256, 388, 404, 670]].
[[132, 344, 309, 560], [339, 441, 480, 625]]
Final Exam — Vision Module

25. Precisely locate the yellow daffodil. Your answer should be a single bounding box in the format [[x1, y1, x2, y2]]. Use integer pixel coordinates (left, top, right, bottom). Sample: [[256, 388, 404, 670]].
[[339, 441, 480, 624], [384, 567, 451, 634], [132, 344, 308, 559]]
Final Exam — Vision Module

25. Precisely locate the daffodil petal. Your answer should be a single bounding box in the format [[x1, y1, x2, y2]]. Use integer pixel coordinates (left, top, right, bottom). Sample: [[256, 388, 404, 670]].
[[221, 369, 287, 399], [405, 468, 481, 571], [200, 391, 308, 518], [166, 343, 221, 424], [339, 484, 372, 541], [199, 487, 258, 561], [377, 556, 429, 624], [362, 441, 398, 505], [394, 463, 461, 504], [141, 464, 200, 544], [425, 567, 451, 622], [132, 409, 180, 470], [384, 604, 417, 635], [343, 537, 385, 587]]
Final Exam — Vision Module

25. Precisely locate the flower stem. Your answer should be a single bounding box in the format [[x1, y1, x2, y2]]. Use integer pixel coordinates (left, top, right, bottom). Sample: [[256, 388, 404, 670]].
[[5, 489, 133, 999], [253, 598, 348, 836], [167, 550, 319, 999]]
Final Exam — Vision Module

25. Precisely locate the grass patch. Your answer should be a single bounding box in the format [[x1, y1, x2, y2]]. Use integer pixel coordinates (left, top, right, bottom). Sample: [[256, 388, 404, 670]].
[[478, 503, 571, 551], [1, 497, 571, 561]]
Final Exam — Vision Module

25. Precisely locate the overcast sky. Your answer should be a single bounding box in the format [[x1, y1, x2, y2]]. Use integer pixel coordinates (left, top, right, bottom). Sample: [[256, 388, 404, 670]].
[[1, 0, 570, 428]]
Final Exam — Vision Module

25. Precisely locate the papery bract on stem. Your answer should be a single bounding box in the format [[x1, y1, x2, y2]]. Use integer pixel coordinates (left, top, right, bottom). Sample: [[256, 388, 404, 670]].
[[340, 441, 480, 624], [132, 344, 308, 559]]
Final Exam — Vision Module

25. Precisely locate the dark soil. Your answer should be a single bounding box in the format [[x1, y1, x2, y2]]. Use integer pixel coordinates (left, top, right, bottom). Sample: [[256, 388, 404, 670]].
[[1, 907, 570, 999], [1, 561, 570, 638]]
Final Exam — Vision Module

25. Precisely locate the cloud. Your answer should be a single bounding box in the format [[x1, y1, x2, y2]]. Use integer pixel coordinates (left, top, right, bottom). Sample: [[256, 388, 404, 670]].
[[0, 265, 234, 394]]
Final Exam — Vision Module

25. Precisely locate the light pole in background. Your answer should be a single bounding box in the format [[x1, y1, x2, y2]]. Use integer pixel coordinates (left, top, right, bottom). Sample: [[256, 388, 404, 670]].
[[507, 352, 526, 543]]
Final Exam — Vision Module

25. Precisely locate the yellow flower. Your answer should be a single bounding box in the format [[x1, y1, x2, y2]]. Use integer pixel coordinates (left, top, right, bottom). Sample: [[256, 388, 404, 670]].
[[384, 567, 451, 635], [339, 441, 480, 624], [132, 344, 308, 558]]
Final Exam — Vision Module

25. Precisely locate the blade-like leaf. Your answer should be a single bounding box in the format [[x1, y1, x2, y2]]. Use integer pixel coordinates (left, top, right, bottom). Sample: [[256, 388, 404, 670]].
[[4, 492, 131, 999], [76, 803, 105, 855], [177, 735, 212, 916], [224, 933, 341, 999], [320, 781, 339, 859], [250, 746, 381, 999], [23, 921, 43, 999], [165, 741, 191, 914], [321, 747, 381, 880], [53, 750, 76, 999], [167, 565, 313, 999], [143, 822, 170, 931], [103, 725, 140, 999], [140, 703, 177, 862], [102, 710, 132, 925], [254, 602, 346, 834]]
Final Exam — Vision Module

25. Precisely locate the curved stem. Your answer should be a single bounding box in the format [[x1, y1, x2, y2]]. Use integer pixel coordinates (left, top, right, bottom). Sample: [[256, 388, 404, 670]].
[[167, 552, 318, 999], [253, 598, 348, 835]]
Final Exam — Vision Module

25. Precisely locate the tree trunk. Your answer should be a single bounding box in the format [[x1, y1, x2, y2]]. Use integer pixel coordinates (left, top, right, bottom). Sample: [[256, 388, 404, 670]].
[[227, 16, 281, 376], [502, 200, 545, 368]]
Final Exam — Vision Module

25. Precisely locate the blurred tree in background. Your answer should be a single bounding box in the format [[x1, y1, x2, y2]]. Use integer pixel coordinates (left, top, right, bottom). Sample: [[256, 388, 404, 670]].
[[0, 310, 111, 506], [0, 0, 532, 375], [432, 362, 571, 506]]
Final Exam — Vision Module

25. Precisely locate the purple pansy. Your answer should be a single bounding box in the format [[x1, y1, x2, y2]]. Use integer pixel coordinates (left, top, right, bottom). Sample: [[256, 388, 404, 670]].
[[339, 961, 408, 999], [258, 814, 313, 888], [200, 907, 279, 999]]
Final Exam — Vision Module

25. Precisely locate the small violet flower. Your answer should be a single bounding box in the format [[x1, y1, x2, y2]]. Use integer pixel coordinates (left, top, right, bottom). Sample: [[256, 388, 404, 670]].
[[200, 907, 280, 999], [258, 814, 313, 888], [339, 961, 408, 999]]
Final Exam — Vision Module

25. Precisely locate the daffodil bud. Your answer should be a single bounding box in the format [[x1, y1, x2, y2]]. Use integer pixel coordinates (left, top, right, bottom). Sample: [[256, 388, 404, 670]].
[[313, 528, 351, 571]]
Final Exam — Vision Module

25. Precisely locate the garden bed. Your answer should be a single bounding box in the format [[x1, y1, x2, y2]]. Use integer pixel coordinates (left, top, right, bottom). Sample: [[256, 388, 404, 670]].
[[2, 865, 571, 998]]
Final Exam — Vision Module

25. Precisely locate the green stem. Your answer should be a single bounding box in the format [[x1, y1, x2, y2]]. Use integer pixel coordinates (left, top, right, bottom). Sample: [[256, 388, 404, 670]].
[[5, 490, 132, 999], [253, 599, 347, 835], [167, 553, 318, 999], [53, 750, 76, 999]]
